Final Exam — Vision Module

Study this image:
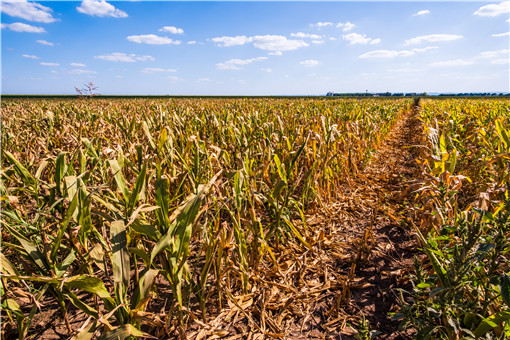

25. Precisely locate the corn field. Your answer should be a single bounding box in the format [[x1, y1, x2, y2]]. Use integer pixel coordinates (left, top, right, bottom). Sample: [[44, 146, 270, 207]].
[[1, 96, 509, 339]]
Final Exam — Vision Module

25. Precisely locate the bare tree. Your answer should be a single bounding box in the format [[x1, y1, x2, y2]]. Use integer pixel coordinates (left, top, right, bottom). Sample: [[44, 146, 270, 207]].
[[75, 82, 99, 98]]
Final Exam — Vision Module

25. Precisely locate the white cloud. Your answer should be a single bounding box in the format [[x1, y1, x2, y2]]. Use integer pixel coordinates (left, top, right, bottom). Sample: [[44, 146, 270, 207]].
[[1, 22, 45, 33], [71, 63, 86, 67], [343, 33, 380, 45], [261, 68, 272, 73], [336, 22, 355, 32], [493, 31, 510, 37], [291, 32, 323, 39], [77, 0, 127, 18], [212, 35, 308, 51], [40, 62, 59, 66], [159, 26, 184, 34], [492, 58, 509, 64], [312, 22, 334, 28], [36, 39, 54, 46], [1, 0, 57, 23], [127, 34, 181, 45], [290, 33, 324, 45], [413, 10, 430, 16], [252, 35, 309, 51], [479, 49, 509, 58], [474, 1, 510, 16], [359, 46, 438, 59], [142, 67, 177, 73], [196, 78, 211, 82], [300, 59, 319, 67], [404, 34, 463, 45], [187, 40, 197, 45], [268, 51, 283, 56], [216, 57, 267, 70], [69, 69, 96, 74], [95, 53, 154, 62], [22, 54, 39, 59], [411, 46, 439, 52], [359, 49, 415, 59], [387, 67, 421, 74], [168, 76, 183, 81], [430, 59, 475, 67], [211, 35, 253, 47]]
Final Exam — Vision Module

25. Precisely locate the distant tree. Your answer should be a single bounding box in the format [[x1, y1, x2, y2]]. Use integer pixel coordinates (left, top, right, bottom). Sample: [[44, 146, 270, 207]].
[[75, 82, 99, 98]]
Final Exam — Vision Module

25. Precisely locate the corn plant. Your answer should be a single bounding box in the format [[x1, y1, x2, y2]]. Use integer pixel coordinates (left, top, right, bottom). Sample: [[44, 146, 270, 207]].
[[397, 98, 510, 339]]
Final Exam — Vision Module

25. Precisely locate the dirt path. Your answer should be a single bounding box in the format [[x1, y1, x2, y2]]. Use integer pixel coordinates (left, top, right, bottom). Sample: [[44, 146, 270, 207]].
[[339, 103, 424, 338], [286, 104, 424, 339]]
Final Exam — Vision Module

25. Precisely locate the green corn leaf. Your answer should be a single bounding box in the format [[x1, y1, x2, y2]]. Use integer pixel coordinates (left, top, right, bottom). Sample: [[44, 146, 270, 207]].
[[7, 226, 50, 273], [0, 274, 114, 308], [283, 217, 311, 249], [3, 150, 36, 188], [65, 275, 113, 301], [4, 298, 23, 319], [54, 152, 66, 195], [1, 253, 19, 277], [65, 291, 99, 318], [155, 176, 170, 231], [55, 249, 76, 277], [150, 221, 176, 265], [5, 298, 26, 337], [412, 224, 449, 287], [448, 148, 457, 174], [287, 137, 308, 180], [131, 221, 160, 241], [130, 268, 159, 310], [272, 180, 286, 200], [151, 171, 221, 264], [127, 162, 147, 217], [474, 311, 510, 337], [172, 204, 194, 263], [50, 191, 78, 261], [77, 178, 93, 247], [495, 119, 510, 152], [274, 154, 287, 183], [128, 246, 151, 266], [233, 171, 243, 211], [142, 121, 156, 150], [109, 160, 129, 203], [81, 138, 99, 159], [158, 127, 168, 151], [110, 220, 130, 305], [150, 194, 200, 264]]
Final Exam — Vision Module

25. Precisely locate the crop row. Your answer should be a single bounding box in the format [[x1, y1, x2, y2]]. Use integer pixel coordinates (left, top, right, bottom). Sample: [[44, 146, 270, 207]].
[[397, 98, 510, 339]]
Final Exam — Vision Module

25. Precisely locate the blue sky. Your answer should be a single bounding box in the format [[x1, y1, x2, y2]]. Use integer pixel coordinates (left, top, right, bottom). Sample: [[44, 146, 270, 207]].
[[1, 1, 509, 95]]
